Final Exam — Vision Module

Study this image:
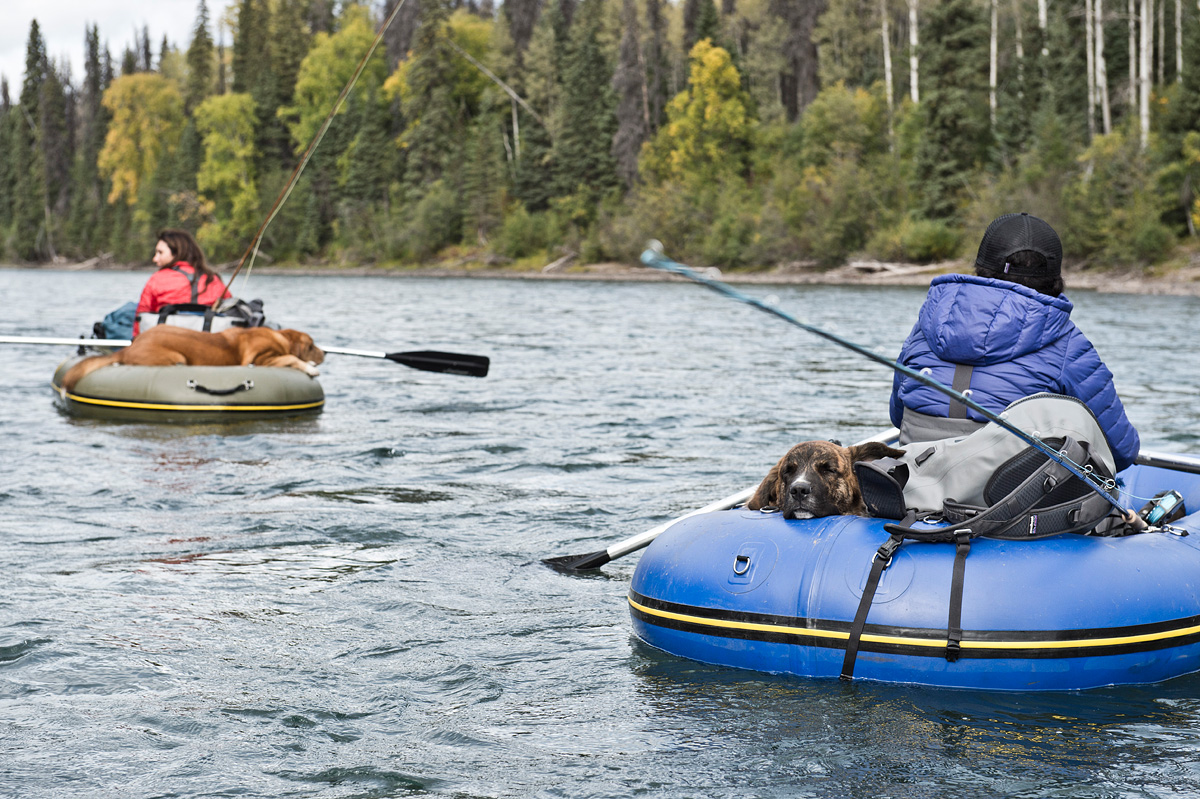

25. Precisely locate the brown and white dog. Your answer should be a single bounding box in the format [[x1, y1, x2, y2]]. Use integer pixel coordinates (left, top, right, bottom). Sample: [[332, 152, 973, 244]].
[[746, 440, 906, 519], [62, 325, 325, 391]]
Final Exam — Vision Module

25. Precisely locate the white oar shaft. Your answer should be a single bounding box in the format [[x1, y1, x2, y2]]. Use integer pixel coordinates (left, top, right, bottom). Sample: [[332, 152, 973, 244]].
[[609, 485, 756, 559], [319, 345, 388, 359], [0, 335, 130, 348], [607, 426, 903, 561]]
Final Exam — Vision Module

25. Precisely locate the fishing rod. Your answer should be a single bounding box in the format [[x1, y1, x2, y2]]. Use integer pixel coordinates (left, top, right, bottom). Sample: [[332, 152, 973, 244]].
[[223, 0, 411, 296], [638, 242, 1142, 526]]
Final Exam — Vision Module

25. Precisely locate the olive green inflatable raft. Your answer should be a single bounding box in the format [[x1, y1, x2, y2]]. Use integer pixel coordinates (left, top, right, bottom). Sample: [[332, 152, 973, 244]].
[[52, 355, 324, 422]]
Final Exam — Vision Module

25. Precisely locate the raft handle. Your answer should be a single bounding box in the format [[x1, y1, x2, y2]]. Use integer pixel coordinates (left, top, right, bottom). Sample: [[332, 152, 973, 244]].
[[733, 554, 751, 576], [187, 379, 255, 396]]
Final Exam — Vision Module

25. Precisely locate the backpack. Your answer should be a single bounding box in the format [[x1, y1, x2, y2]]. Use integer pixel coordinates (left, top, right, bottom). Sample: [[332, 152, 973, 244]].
[[853, 393, 1121, 539], [137, 298, 269, 334]]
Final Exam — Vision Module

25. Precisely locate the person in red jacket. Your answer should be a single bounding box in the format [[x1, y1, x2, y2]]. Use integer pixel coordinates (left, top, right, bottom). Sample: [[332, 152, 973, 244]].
[[134, 229, 232, 335]]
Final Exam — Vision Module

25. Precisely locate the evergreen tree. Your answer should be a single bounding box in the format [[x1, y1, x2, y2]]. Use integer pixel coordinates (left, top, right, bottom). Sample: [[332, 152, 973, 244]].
[[684, 0, 721, 54], [185, 0, 215, 113], [460, 97, 508, 245], [0, 81, 15, 248], [770, 0, 823, 120], [121, 47, 139, 76], [612, 0, 647, 189], [398, 0, 460, 195], [511, 3, 562, 211], [40, 64, 73, 224], [272, 0, 312, 110], [141, 26, 154, 72], [68, 25, 113, 254], [911, 0, 991, 221], [644, 0, 670, 131], [233, 0, 285, 167], [503, 0, 541, 55], [12, 21, 50, 260], [552, 0, 618, 210]]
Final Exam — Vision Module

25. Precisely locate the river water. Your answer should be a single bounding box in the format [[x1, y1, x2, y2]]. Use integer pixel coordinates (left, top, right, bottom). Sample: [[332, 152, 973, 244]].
[[2, 267, 1200, 798]]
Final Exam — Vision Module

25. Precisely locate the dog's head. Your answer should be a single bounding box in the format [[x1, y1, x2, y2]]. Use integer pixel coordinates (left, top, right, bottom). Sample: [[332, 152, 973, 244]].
[[280, 329, 325, 365], [746, 440, 906, 519]]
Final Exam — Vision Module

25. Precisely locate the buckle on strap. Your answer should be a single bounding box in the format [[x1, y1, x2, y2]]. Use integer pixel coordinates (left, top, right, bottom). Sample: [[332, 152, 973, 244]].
[[873, 536, 903, 568]]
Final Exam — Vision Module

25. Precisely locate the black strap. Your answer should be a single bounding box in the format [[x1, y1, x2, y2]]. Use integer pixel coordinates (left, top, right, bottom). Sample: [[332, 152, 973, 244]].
[[841, 535, 902, 680], [945, 531, 971, 662], [166, 263, 219, 304], [948, 363, 975, 419], [167, 264, 202, 303]]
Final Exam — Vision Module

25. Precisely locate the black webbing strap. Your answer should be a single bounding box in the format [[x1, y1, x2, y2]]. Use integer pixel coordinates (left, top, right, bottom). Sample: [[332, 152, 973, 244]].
[[840, 535, 902, 681], [945, 531, 972, 662], [948, 363, 975, 419], [167, 264, 202, 303]]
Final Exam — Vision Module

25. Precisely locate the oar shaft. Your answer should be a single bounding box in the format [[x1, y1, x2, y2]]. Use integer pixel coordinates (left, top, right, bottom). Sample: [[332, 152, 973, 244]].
[[319, 345, 387, 358], [610, 486, 756, 560], [0, 335, 130, 348]]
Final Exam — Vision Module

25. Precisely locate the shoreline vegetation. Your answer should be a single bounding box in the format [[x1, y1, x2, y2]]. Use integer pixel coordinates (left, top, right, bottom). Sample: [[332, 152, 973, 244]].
[[5, 2, 1200, 288], [13, 243, 1200, 296]]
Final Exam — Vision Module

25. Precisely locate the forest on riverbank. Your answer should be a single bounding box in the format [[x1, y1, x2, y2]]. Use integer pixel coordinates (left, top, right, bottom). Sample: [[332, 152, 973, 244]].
[[2, 0, 1199, 273]]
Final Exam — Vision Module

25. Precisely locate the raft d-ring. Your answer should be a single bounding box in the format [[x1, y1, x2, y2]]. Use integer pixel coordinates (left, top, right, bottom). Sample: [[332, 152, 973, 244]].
[[733, 555, 752, 575]]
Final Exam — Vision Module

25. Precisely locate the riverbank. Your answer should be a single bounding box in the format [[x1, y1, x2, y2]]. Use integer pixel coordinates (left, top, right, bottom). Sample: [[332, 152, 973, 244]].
[[10, 246, 1200, 295]]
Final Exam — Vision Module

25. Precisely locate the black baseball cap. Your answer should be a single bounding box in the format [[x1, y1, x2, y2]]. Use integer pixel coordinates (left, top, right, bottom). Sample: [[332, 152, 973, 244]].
[[974, 212, 1062, 277]]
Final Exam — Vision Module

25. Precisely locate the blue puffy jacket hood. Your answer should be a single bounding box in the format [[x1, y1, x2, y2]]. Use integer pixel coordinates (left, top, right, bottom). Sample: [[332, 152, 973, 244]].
[[918, 274, 1075, 364]]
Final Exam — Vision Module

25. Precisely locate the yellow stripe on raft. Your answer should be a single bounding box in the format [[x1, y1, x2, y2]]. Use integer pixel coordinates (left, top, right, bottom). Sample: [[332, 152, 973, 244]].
[[628, 597, 1200, 652], [62, 391, 325, 413]]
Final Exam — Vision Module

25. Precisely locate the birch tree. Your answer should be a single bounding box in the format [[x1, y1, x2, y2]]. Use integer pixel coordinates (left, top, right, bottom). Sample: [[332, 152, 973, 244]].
[[1140, 0, 1151, 148], [1129, 0, 1137, 114], [1085, 0, 1096, 139], [989, 0, 997, 127], [881, 0, 894, 137], [1097, 0, 1111, 134], [1176, 0, 1183, 82], [908, 0, 919, 102]]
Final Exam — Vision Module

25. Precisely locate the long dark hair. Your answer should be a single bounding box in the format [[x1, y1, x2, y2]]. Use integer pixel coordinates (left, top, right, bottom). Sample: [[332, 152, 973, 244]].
[[157, 229, 218, 280], [976, 251, 1065, 297]]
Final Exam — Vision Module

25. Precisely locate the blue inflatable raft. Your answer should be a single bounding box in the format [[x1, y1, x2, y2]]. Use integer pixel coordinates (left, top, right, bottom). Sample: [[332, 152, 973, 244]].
[[629, 450, 1200, 691]]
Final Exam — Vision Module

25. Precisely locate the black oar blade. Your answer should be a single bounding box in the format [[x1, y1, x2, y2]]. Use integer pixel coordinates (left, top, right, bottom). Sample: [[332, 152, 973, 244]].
[[385, 350, 490, 377], [542, 549, 613, 573]]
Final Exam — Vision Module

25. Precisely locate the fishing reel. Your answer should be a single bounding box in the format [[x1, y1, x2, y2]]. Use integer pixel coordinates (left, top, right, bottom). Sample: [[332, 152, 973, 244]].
[[1138, 489, 1187, 534]]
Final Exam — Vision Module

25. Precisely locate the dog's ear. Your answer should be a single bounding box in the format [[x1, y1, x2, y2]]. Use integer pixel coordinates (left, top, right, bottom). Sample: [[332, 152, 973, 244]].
[[847, 441, 906, 463], [746, 458, 784, 510]]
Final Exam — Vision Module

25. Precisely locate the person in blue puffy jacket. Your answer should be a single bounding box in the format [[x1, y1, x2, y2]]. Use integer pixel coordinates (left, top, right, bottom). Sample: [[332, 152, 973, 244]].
[[889, 212, 1141, 472]]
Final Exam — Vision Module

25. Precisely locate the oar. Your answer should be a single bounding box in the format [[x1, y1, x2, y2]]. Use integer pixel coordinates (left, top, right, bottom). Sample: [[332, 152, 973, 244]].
[[0, 335, 131, 348], [544, 426, 902, 573], [320, 346, 489, 377], [0, 335, 490, 377]]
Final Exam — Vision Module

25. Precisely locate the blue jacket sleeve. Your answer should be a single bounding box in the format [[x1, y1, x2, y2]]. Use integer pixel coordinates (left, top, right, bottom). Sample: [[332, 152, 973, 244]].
[[1057, 329, 1140, 472]]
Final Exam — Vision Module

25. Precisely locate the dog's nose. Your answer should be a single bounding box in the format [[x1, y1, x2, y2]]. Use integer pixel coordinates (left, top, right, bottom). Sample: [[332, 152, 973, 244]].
[[789, 480, 812, 500]]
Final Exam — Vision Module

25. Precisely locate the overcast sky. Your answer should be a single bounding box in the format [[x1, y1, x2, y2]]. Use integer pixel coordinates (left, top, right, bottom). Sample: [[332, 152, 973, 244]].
[[2, 0, 202, 91]]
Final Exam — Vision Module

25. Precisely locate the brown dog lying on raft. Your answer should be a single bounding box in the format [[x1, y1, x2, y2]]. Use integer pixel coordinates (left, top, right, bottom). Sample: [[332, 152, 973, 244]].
[[746, 439, 906, 519], [62, 325, 325, 392]]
